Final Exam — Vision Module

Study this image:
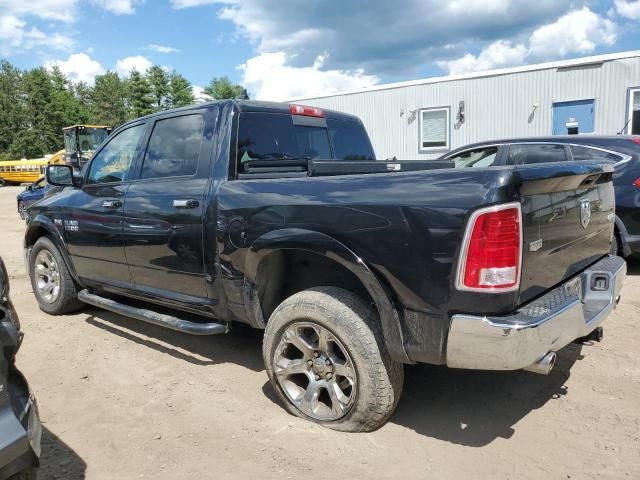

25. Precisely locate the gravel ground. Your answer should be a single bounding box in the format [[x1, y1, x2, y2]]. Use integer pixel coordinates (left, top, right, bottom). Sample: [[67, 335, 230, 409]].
[[2, 185, 639, 479]]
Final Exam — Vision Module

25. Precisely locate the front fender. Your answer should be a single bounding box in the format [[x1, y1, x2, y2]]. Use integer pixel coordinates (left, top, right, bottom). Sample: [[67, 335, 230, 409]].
[[244, 228, 411, 363], [24, 215, 81, 285]]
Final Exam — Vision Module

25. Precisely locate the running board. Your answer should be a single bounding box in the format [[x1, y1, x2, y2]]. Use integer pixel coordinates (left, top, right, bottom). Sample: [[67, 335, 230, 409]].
[[78, 290, 230, 336]]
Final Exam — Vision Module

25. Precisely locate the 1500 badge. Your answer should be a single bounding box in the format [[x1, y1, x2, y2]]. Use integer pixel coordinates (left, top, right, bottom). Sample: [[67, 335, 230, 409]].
[[64, 220, 79, 232]]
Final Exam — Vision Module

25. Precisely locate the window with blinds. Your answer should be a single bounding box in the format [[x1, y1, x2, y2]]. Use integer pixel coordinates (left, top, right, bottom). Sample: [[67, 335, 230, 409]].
[[419, 107, 449, 150]]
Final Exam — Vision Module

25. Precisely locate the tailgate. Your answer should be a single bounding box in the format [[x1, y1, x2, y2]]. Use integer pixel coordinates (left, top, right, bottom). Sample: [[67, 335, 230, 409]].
[[517, 163, 615, 303]]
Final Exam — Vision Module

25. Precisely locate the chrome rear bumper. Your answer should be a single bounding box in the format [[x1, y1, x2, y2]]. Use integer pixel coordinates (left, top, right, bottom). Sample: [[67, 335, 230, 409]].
[[446, 255, 626, 371]]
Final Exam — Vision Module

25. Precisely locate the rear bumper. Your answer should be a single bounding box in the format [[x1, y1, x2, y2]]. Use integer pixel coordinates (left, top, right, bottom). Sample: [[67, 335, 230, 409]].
[[446, 255, 626, 371]]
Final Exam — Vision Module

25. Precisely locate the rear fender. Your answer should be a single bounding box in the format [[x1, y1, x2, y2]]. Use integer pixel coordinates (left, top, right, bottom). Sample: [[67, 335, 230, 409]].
[[243, 228, 411, 363]]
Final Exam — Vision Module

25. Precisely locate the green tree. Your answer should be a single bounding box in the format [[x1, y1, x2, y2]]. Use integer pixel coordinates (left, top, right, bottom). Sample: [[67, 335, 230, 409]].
[[73, 81, 92, 124], [204, 76, 248, 100], [168, 71, 194, 107], [0, 60, 24, 157], [147, 65, 169, 111], [90, 71, 128, 126], [9, 67, 58, 158], [126, 69, 154, 118]]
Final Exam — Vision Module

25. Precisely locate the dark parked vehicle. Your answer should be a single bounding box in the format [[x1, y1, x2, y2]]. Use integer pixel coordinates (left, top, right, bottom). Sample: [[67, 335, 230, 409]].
[[26, 101, 625, 432], [441, 136, 640, 257], [17, 178, 51, 221], [0, 258, 41, 480]]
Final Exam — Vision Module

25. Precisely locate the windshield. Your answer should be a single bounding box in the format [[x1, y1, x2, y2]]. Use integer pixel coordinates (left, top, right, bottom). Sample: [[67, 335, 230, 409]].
[[237, 112, 375, 169], [79, 128, 110, 155]]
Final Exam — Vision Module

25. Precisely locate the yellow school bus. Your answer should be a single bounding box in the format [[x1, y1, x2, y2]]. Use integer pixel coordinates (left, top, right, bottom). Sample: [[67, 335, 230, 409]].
[[0, 150, 64, 186]]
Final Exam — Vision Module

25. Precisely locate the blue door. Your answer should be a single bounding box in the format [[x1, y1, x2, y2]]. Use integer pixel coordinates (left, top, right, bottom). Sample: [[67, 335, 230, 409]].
[[552, 99, 594, 135]]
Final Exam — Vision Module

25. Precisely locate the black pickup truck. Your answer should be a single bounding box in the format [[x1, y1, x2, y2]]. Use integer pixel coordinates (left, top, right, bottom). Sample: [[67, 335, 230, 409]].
[[25, 100, 625, 432]]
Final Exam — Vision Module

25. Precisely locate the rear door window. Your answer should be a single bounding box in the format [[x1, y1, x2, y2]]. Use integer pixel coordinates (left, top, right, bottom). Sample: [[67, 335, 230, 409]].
[[570, 145, 623, 163], [141, 114, 204, 179], [448, 146, 499, 168], [508, 144, 568, 165]]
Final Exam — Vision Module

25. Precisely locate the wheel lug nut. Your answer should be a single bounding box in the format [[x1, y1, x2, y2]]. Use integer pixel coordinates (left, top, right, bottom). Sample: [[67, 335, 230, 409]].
[[315, 375, 320, 381], [325, 359, 331, 366], [313, 352, 319, 358], [307, 360, 313, 366], [326, 373, 332, 379]]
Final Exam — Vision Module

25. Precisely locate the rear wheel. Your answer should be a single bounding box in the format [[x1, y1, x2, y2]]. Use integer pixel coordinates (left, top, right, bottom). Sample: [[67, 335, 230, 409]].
[[263, 287, 404, 432], [30, 237, 83, 315]]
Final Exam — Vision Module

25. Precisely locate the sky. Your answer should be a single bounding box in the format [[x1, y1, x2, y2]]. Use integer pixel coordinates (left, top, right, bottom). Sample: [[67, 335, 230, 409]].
[[1, 0, 639, 101]]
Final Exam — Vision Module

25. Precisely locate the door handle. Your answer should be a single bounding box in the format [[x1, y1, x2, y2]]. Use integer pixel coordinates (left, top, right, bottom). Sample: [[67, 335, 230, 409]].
[[173, 199, 200, 209], [102, 200, 122, 209]]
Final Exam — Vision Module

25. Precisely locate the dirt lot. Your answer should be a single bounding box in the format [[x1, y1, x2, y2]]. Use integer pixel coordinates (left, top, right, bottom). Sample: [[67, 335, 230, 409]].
[[1, 186, 639, 479]]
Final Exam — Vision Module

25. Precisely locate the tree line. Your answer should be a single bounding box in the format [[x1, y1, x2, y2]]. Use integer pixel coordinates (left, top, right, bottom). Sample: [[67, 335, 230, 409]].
[[0, 59, 248, 160]]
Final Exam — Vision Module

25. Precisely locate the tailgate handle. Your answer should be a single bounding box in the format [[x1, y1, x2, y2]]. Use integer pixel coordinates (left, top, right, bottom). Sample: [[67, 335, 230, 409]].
[[173, 199, 199, 209]]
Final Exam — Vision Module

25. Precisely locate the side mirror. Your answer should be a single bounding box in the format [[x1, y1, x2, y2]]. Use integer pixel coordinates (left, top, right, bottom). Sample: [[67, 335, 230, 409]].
[[27, 185, 33, 192], [46, 165, 79, 187]]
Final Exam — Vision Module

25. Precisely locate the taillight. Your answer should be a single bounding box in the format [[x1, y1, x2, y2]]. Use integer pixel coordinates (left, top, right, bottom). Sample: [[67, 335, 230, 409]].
[[456, 203, 522, 292], [634, 178, 640, 188], [628, 137, 640, 145], [289, 104, 325, 118]]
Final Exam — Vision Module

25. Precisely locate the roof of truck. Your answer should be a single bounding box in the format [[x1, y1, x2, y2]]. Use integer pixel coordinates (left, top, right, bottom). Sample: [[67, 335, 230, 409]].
[[126, 99, 363, 126]]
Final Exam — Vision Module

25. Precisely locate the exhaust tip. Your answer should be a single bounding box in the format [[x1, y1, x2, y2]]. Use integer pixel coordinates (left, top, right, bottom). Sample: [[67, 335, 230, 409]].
[[523, 352, 556, 375]]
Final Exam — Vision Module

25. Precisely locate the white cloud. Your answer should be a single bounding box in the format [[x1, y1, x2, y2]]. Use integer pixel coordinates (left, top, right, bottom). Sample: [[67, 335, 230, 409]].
[[439, 7, 618, 75], [91, 0, 143, 15], [0, 14, 74, 55], [439, 40, 527, 75], [45, 53, 105, 84], [116, 55, 153, 76], [0, 0, 78, 23], [528, 7, 617, 59], [614, 0, 640, 19], [147, 44, 180, 53], [170, 0, 217, 8], [192, 85, 212, 103], [239, 51, 379, 101]]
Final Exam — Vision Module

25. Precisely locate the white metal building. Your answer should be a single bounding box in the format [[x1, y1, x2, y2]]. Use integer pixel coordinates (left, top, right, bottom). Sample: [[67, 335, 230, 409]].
[[295, 51, 640, 159]]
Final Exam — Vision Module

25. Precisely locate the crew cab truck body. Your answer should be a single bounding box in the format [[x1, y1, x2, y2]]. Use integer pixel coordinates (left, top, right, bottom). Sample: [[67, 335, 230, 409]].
[[25, 100, 625, 432]]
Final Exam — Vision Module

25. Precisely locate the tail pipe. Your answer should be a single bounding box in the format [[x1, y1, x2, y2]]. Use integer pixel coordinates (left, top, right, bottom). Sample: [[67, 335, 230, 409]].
[[524, 352, 556, 375]]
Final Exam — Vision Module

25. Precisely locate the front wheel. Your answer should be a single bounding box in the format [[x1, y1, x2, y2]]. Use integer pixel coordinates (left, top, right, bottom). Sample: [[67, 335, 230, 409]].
[[263, 287, 404, 432], [30, 237, 83, 315], [18, 201, 27, 220]]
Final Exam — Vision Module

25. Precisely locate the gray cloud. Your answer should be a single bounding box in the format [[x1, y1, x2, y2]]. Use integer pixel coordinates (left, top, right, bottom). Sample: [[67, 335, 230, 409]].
[[215, 0, 581, 76]]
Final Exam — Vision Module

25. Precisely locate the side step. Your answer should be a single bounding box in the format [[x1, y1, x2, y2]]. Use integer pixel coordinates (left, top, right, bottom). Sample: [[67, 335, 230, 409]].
[[78, 290, 230, 336]]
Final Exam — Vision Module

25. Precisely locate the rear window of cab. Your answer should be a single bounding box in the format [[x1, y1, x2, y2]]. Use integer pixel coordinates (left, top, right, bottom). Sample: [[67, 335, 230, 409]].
[[236, 112, 375, 170]]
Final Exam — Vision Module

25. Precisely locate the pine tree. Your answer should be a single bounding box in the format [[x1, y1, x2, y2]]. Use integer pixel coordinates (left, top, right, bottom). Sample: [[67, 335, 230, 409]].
[[204, 76, 248, 100], [126, 69, 154, 118], [0, 60, 24, 157], [147, 65, 169, 111], [168, 71, 194, 107], [91, 71, 128, 126]]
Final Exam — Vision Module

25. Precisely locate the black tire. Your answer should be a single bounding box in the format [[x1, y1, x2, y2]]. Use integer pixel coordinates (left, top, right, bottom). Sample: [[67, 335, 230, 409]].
[[30, 236, 83, 315], [0, 178, 6, 187], [8, 467, 38, 480], [263, 287, 404, 432]]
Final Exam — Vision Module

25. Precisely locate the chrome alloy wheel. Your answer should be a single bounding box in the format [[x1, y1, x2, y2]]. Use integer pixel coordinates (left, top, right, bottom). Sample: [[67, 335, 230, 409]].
[[273, 322, 357, 421], [34, 250, 61, 303], [18, 201, 26, 220]]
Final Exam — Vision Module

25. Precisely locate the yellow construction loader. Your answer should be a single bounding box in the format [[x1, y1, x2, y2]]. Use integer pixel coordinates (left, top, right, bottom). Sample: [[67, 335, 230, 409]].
[[63, 125, 112, 170]]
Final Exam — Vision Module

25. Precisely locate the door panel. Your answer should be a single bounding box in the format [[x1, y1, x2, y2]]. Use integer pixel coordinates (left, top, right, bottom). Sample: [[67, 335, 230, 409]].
[[123, 113, 212, 301], [65, 122, 147, 286], [65, 184, 131, 286], [552, 100, 594, 135]]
